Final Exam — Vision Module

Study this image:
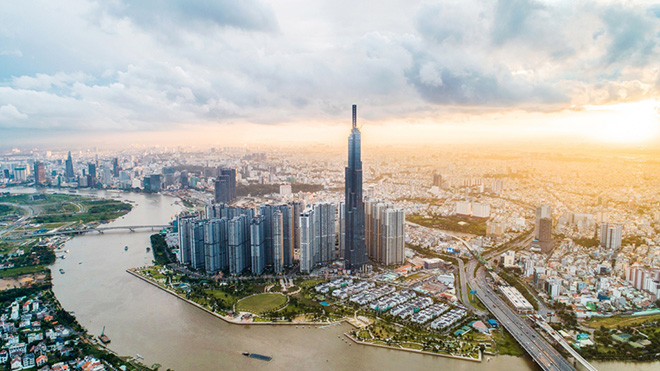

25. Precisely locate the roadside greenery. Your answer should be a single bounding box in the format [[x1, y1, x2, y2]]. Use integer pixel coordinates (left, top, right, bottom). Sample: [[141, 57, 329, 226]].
[[150, 233, 173, 266]]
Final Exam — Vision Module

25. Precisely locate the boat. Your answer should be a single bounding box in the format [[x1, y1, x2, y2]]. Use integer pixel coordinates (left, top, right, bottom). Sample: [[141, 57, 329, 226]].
[[242, 352, 271, 362], [98, 326, 111, 344], [59, 269, 64, 274], [124, 246, 128, 251], [61, 255, 66, 259]]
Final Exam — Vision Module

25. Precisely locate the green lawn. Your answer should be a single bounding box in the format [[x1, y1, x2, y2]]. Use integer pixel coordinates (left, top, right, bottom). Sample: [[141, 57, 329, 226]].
[[0, 204, 22, 216], [0, 265, 46, 278], [401, 342, 424, 350], [467, 284, 488, 312], [297, 279, 324, 289], [492, 328, 524, 356], [205, 289, 238, 304], [585, 313, 660, 329], [236, 293, 288, 314]]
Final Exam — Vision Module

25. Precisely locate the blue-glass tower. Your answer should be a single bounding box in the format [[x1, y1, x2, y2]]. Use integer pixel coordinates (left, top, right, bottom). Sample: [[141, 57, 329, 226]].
[[344, 105, 368, 270]]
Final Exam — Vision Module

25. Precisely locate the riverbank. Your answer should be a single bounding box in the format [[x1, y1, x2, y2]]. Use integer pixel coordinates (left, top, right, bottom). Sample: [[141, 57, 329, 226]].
[[128, 267, 486, 363], [127, 268, 334, 327], [343, 331, 482, 363]]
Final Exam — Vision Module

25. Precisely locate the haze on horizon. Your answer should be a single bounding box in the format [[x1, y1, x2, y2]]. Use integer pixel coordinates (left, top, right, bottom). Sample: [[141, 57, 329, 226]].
[[1, 0, 660, 148]]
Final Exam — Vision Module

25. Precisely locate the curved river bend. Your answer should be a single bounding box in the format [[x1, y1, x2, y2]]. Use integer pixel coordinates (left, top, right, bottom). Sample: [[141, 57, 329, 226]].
[[12, 188, 645, 371]]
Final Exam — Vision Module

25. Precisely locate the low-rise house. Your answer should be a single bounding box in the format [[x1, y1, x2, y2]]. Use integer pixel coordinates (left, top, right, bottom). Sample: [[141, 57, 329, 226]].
[[51, 361, 70, 371], [10, 356, 23, 370], [9, 342, 27, 357], [22, 353, 35, 369], [36, 354, 48, 367]]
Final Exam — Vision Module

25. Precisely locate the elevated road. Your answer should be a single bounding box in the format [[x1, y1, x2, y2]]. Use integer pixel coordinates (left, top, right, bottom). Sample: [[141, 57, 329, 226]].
[[466, 261, 576, 371]]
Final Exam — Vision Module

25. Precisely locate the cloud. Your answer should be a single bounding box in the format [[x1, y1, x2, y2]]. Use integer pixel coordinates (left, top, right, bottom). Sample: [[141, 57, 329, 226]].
[[99, 0, 279, 33], [600, 4, 659, 66], [0, 0, 660, 137], [0, 104, 28, 123]]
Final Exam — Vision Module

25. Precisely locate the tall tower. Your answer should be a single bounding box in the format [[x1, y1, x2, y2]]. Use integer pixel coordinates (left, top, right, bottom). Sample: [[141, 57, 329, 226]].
[[344, 105, 367, 271], [65, 152, 74, 180]]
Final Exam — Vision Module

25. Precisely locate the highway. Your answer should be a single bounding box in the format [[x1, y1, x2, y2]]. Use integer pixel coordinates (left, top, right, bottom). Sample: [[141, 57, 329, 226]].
[[0, 202, 35, 237], [465, 260, 576, 371], [456, 258, 487, 316]]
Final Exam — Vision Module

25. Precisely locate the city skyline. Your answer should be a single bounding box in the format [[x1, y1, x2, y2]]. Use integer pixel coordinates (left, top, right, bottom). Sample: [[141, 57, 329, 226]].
[[2, 1, 660, 147]]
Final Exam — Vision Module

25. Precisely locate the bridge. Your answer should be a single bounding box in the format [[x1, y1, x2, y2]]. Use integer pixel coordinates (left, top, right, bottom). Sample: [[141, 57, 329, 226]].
[[3, 225, 170, 240]]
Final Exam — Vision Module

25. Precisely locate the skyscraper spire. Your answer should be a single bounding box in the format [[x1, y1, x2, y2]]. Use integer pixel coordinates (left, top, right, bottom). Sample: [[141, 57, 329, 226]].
[[352, 104, 357, 128]]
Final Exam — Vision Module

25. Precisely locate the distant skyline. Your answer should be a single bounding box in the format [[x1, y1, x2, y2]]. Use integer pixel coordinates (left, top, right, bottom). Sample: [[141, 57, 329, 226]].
[[1, 0, 660, 146]]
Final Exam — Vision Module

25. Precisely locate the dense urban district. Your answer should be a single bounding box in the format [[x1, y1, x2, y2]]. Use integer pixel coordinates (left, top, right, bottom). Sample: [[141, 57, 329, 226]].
[[0, 191, 171, 371], [2, 110, 660, 370]]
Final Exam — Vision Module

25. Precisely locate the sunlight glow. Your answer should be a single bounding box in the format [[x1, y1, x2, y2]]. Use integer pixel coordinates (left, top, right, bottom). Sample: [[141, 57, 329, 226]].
[[586, 100, 660, 143]]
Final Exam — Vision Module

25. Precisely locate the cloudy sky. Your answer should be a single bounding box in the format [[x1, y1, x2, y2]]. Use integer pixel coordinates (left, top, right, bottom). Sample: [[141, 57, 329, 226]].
[[1, 0, 660, 147]]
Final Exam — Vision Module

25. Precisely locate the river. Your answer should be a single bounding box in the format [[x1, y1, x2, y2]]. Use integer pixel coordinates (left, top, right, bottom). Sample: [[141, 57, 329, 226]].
[[9, 188, 658, 370]]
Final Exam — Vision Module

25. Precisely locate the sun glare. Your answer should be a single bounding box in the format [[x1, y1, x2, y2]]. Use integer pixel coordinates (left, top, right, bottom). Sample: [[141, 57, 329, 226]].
[[586, 100, 660, 143]]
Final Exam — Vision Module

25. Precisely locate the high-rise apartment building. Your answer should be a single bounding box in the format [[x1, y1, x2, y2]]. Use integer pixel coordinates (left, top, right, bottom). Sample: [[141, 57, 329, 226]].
[[272, 210, 284, 274], [291, 201, 302, 259], [299, 208, 315, 273], [344, 105, 367, 271], [600, 223, 622, 251], [299, 203, 336, 274], [250, 215, 266, 275], [191, 221, 205, 270], [177, 215, 197, 265], [315, 202, 336, 264], [365, 200, 405, 265], [228, 215, 250, 275], [204, 218, 228, 273]]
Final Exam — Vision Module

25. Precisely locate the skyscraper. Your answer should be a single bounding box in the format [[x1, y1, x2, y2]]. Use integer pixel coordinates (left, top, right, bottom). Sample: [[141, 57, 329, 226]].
[[65, 152, 74, 180], [432, 173, 442, 187], [33, 162, 46, 185], [214, 168, 237, 204], [228, 215, 250, 275], [250, 215, 266, 275], [314, 202, 336, 264], [535, 205, 552, 239], [600, 223, 622, 252], [191, 221, 206, 270], [177, 215, 197, 265], [344, 105, 367, 271], [299, 208, 315, 273], [204, 218, 228, 273], [382, 208, 405, 265], [365, 200, 405, 265], [111, 157, 120, 177]]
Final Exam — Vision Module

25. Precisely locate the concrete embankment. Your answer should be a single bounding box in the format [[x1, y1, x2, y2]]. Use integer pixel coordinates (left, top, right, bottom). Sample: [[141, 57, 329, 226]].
[[126, 268, 334, 327], [343, 332, 482, 363]]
